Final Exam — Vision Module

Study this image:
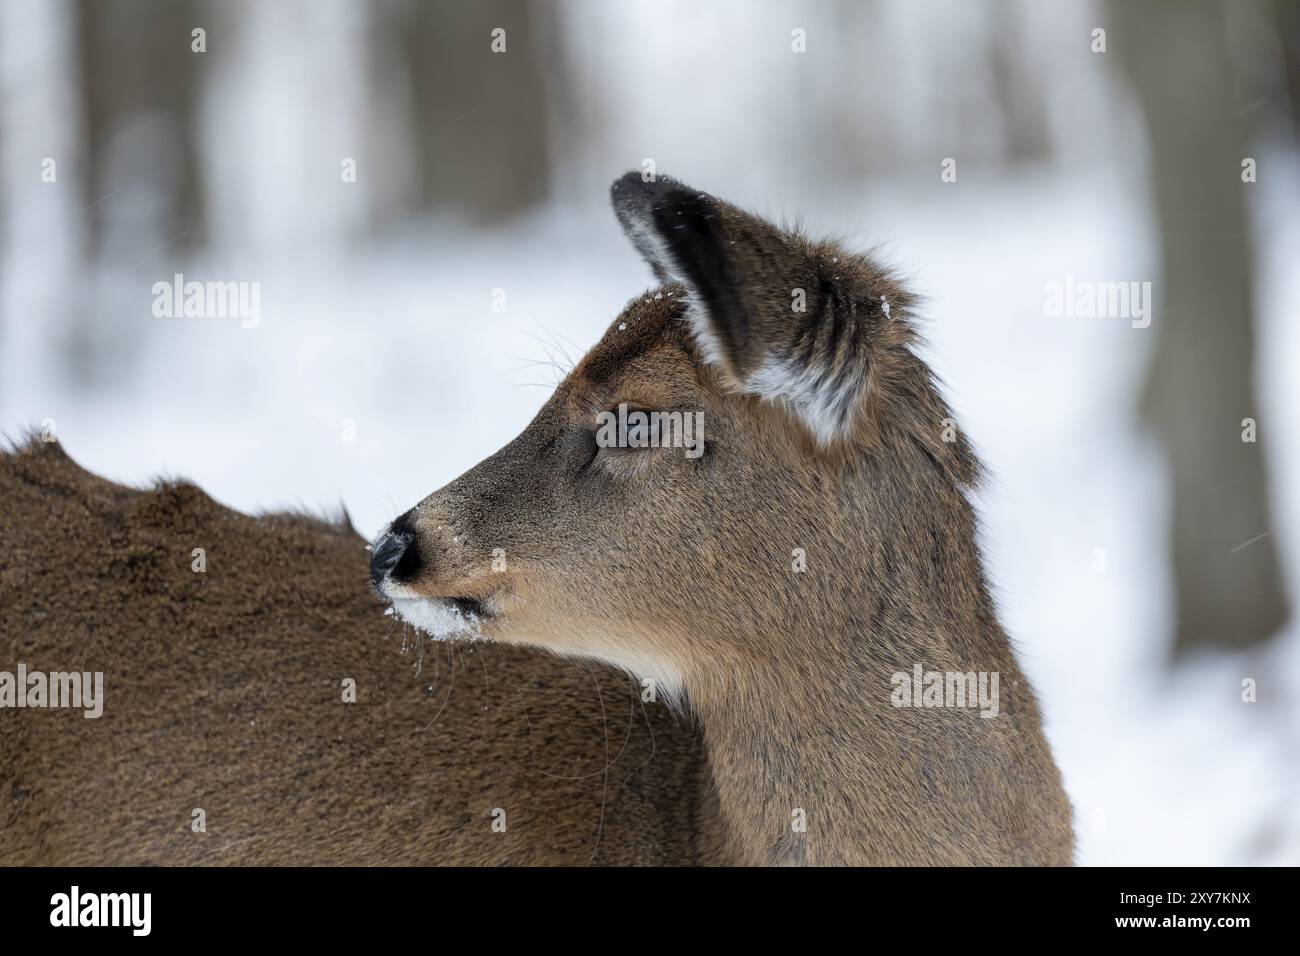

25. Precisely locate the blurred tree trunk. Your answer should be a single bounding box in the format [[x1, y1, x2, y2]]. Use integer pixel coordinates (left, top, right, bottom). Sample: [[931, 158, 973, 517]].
[[1111, 0, 1289, 656], [371, 0, 568, 226], [1277, 0, 1300, 134], [70, 0, 207, 387], [75, 0, 207, 253], [991, 0, 1051, 166]]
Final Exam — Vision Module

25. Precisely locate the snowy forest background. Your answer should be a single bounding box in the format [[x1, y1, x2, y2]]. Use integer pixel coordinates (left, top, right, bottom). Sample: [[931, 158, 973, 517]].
[[2, 0, 1299, 864]]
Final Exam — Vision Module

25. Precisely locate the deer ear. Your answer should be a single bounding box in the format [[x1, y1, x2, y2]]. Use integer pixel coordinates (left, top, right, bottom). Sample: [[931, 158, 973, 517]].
[[610, 171, 891, 446], [610, 173, 752, 373]]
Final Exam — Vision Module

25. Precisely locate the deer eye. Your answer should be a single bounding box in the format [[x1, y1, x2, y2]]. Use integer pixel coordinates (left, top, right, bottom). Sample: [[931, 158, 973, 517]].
[[593, 405, 658, 453]]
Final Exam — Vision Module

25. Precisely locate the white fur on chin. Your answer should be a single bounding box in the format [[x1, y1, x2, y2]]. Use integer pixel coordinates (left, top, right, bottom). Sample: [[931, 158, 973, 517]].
[[385, 598, 482, 641]]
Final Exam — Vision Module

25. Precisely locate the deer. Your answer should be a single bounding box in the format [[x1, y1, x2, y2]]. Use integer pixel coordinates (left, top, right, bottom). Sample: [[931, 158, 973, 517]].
[[0, 173, 1073, 866], [369, 173, 1075, 865]]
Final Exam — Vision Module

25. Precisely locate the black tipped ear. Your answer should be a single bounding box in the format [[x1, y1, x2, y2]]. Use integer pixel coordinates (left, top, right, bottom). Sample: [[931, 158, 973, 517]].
[[609, 172, 907, 448], [609, 172, 751, 372], [609, 172, 682, 279]]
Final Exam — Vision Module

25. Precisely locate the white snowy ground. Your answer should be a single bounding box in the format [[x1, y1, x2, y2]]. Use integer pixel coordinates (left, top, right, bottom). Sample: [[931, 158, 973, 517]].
[[2, 161, 1298, 865]]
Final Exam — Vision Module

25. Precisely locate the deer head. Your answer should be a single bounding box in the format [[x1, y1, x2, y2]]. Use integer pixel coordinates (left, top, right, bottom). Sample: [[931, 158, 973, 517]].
[[370, 172, 984, 697], [369, 173, 1072, 865]]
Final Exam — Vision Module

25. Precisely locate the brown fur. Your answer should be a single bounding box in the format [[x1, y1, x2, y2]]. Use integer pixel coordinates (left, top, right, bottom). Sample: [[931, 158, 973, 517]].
[[0, 439, 705, 864]]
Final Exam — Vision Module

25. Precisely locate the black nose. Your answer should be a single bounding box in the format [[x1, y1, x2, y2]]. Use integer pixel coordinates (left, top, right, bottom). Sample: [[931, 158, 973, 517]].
[[370, 531, 413, 587]]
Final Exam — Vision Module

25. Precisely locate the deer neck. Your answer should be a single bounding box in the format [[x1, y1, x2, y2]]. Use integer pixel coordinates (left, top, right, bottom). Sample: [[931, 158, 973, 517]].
[[676, 571, 1072, 865], [685, 632, 891, 866]]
